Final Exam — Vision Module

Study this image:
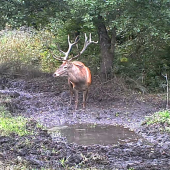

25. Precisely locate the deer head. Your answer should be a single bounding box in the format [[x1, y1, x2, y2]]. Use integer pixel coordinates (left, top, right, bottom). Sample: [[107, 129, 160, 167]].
[[53, 33, 98, 77]]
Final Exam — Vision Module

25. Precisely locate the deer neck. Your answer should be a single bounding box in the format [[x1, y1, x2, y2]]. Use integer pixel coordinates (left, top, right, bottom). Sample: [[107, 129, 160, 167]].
[[67, 64, 85, 83]]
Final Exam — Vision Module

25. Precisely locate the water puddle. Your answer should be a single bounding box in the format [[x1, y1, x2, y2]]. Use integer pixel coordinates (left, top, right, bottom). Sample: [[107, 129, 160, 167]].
[[49, 124, 141, 145]]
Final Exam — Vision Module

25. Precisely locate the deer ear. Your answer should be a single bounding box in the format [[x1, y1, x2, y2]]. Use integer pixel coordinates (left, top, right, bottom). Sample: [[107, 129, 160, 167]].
[[74, 63, 84, 68]]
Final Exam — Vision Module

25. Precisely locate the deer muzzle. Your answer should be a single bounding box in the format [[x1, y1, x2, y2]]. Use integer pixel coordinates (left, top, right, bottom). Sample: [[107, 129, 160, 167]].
[[53, 73, 60, 77]]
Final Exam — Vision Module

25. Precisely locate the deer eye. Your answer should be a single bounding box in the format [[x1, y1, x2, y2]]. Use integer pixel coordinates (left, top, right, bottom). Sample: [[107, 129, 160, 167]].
[[63, 65, 67, 69]]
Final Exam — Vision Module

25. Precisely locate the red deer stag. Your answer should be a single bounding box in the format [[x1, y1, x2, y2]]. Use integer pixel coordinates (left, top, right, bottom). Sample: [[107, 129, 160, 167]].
[[53, 33, 98, 110]]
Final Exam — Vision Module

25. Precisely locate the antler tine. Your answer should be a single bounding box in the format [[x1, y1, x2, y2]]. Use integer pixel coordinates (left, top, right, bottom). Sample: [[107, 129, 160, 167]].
[[49, 49, 64, 61], [85, 33, 88, 42], [69, 33, 98, 61], [89, 33, 91, 41], [62, 35, 79, 60], [89, 33, 98, 44], [53, 35, 79, 61], [52, 54, 63, 61], [57, 44, 67, 60], [80, 33, 98, 53]]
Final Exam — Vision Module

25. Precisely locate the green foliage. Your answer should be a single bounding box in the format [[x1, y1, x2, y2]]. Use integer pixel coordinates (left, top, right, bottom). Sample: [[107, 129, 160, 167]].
[[0, 0, 66, 29], [0, 29, 59, 75], [53, 0, 170, 91], [114, 0, 170, 91], [145, 110, 170, 126], [0, 106, 29, 136], [60, 157, 68, 167]]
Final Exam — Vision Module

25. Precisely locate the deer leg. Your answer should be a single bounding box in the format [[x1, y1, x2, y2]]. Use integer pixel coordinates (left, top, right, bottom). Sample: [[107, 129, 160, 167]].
[[74, 89, 78, 110], [83, 89, 88, 109], [70, 88, 73, 105], [68, 80, 73, 105]]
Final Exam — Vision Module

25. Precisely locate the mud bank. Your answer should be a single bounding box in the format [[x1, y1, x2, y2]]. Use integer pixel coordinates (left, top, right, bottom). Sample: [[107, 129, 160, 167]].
[[0, 76, 170, 169]]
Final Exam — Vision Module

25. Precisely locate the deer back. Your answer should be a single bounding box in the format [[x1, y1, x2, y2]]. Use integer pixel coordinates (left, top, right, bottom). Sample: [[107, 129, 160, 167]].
[[68, 61, 92, 88]]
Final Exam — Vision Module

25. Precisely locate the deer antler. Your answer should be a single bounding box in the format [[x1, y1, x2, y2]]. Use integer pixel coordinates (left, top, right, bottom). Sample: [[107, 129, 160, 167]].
[[51, 35, 79, 61], [69, 33, 98, 61], [52, 33, 97, 61], [58, 35, 79, 60]]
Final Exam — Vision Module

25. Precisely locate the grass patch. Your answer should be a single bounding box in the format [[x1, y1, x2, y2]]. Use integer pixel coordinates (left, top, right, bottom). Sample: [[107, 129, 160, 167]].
[[0, 29, 59, 77], [0, 106, 32, 136], [146, 110, 170, 125], [144, 110, 170, 132]]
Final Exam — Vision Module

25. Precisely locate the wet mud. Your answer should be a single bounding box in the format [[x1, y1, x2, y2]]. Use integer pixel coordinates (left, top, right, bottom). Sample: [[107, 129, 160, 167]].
[[0, 75, 170, 169]]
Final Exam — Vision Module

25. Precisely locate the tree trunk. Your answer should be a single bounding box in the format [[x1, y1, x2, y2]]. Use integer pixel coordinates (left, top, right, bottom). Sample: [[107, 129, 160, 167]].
[[96, 15, 116, 80]]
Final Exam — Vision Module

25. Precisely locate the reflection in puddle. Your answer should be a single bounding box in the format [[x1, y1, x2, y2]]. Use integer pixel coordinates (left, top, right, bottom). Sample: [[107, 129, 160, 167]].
[[49, 124, 141, 146]]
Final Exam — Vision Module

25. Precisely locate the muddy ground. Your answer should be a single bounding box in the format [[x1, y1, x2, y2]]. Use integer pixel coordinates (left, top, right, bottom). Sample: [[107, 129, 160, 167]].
[[0, 74, 170, 169]]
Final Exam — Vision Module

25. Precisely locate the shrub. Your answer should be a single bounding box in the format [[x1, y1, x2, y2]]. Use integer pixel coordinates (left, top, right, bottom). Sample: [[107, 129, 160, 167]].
[[0, 28, 60, 78]]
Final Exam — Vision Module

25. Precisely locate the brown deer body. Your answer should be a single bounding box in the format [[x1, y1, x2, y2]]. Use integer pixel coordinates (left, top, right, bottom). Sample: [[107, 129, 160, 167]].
[[53, 61, 91, 109], [53, 33, 97, 109]]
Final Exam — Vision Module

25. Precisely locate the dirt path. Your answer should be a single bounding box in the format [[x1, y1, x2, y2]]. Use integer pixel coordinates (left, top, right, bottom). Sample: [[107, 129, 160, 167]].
[[0, 76, 170, 169]]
